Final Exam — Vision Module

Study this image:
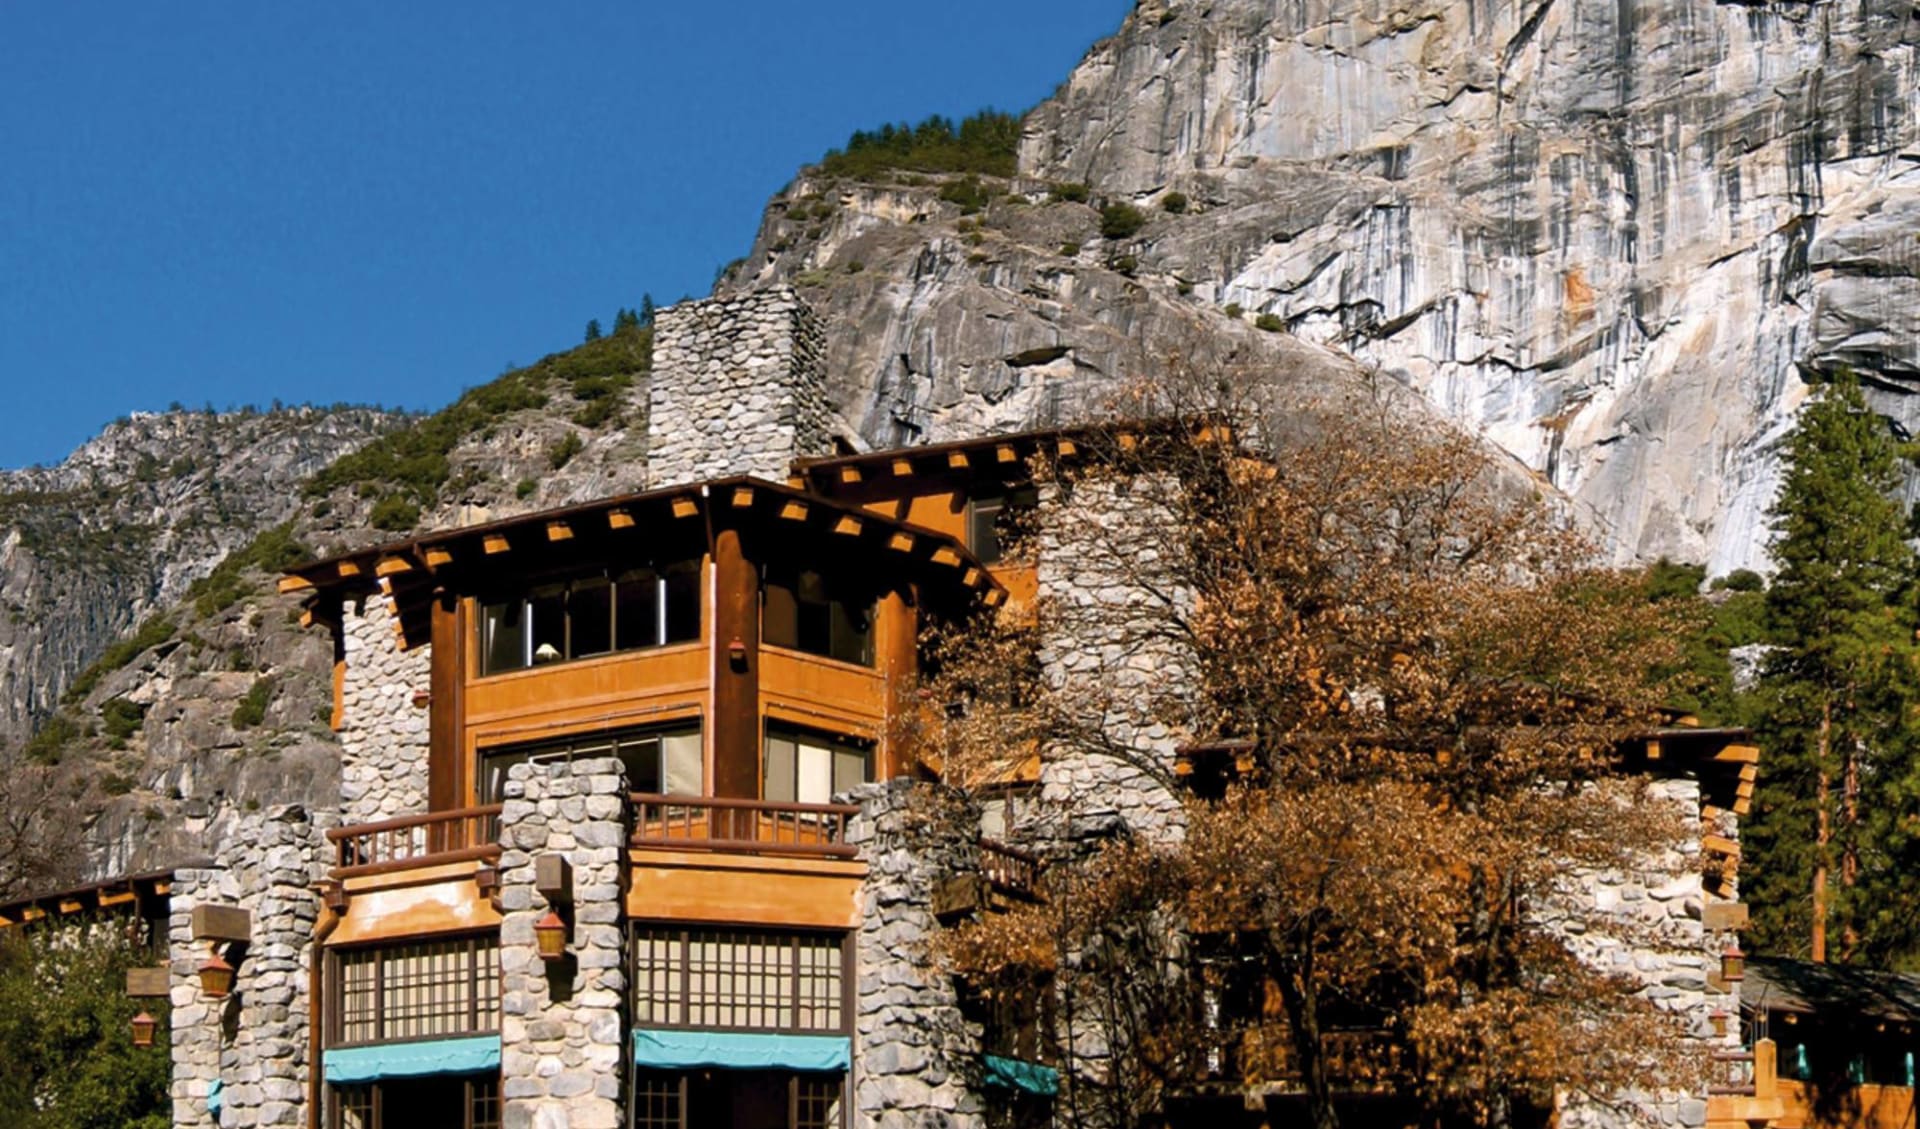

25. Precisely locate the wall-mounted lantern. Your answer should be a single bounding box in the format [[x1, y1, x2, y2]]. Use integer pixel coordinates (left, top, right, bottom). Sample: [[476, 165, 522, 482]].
[[534, 911, 568, 963], [727, 637, 748, 669], [130, 1010, 158, 1048], [1709, 1009, 1730, 1038], [199, 948, 236, 997], [1720, 943, 1746, 984]]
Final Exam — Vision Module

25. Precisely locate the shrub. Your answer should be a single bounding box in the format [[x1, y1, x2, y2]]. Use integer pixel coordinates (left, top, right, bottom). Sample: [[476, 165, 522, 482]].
[[816, 110, 1021, 180], [548, 432, 584, 470], [1099, 202, 1148, 240], [1254, 313, 1285, 332], [232, 677, 273, 729], [939, 177, 991, 215], [1224, 303, 1244, 320], [1161, 191, 1189, 214], [1713, 569, 1766, 593], [101, 772, 136, 796], [100, 698, 146, 749], [1108, 254, 1140, 276], [516, 478, 538, 500], [64, 616, 175, 704], [22, 712, 80, 765], [1048, 182, 1090, 204], [188, 523, 311, 620], [369, 496, 420, 532], [1059, 241, 1082, 257], [573, 397, 619, 429]]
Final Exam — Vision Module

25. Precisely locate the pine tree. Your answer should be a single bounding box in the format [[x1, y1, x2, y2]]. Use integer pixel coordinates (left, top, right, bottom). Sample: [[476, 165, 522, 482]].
[[639, 293, 656, 328], [1747, 372, 1920, 964], [583, 319, 602, 342]]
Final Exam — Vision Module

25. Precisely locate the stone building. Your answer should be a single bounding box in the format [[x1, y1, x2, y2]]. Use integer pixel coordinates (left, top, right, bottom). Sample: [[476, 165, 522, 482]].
[[39, 288, 1764, 1128]]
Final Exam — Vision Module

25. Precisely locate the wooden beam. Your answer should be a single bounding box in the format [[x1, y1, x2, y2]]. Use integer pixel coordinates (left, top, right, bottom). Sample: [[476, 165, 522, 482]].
[[1702, 902, 1749, 931], [424, 546, 455, 570], [839, 466, 862, 484], [672, 497, 699, 519], [375, 555, 413, 578], [890, 458, 914, 477], [1118, 432, 1139, 451], [1645, 738, 1661, 761], [1057, 438, 1077, 457], [995, 444, 1017, 464], [607, 508, 635, 530], [1738, 763, 1758, 783], [483, 534, 511, 555], [833, 515, 862, 537], [300, 609, 315, 628], [546, 520, 573, 542], [931, 546, 963, 567], [191, 904, 252, 943], [948, 451, 971, 470], [1703, 834, 1740, 859], [277, 575, 315, 594], [779, 501, 809, 523], [984, 588, 1008, 608], [335, 560, 363, 580], [731, 487, 755, 509], [1712, 743, 1761, 764], [98, 888, 136, 908], [962, 567, 983, 587], [126, 966, 170, 998], [58, 898, 85, 914], [888, 532, 916, 554]]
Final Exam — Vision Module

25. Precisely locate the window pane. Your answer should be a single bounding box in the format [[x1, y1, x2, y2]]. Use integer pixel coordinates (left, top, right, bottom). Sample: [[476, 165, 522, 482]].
[[662, 730, 703, 796], [619, 735, 663, 794], [479, 748, 533, 805], [481, 601, 525, 675], [828, 597, 874, 666], [797, 598, 832, 656], [970, 499, 1004, 564], [796, 741, 833, 805], [765, 735, 797, 803], [633, 1071, 683, 1129], [528, 586, 566, 664], [831, 746, 870, 796], [616, 571, 660, 651], [664, 563, 701, 643], [570, 579, 612, 658], [763, 578, 798, 650], [631, 926, 843, 1034], [334, 936, 498, 1046]]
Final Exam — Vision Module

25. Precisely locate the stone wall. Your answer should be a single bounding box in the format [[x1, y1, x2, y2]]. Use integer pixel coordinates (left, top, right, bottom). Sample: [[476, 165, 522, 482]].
[[847, 780, 985, 1127], [336, 590, 429, 826], [647, 288, 836, 488], [1546, 777, 1741, 1129], [169, 806, 327, 1129], [1032, 476, 1191, 843], [497, 756, 629, 1129]]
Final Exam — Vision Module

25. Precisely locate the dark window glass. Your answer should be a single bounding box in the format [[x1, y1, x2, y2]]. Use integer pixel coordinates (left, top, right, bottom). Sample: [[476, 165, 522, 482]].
[[664, 563, 701, 643], [968, 487, 1039, 566], [764, 726, 871, 805], [763, 578, 799, 651], [481, 601, 524, 674], [527, 585, 566, 665], [762, 566, 874, 667], [480, 724, 702, 804], [569, 578, 612, 658]]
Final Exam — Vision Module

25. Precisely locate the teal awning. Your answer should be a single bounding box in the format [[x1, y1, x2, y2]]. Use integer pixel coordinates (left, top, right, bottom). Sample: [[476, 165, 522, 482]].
[[207, 1078, 223, 1116], [632, 1029, 849, 1072], [323, 1035, 501, 1084], [984, 1054, 1059, 1096]]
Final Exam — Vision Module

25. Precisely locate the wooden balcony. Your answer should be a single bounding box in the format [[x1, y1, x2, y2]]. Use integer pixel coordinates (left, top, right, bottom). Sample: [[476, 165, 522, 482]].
[[328, 805, 503, 879], [979, 837, 1043, 901], [630, 793, 860, 859]]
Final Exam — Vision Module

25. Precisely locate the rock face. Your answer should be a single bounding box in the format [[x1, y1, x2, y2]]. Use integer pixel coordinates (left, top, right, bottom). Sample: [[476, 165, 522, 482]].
[[0, 407, 400, 742], [1017, 0, 1919, 572]]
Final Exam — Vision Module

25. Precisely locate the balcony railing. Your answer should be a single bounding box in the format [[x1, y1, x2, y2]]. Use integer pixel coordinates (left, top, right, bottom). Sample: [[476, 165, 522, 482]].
[[328, 805, 503, 878], [629, 793, 859, 859], [979, 837, 1043, 900]]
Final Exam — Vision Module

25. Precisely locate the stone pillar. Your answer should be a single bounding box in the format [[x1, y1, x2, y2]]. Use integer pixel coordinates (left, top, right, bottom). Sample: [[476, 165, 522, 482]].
[[337, 590, 431, 826], [646, 287, 835, 487], [169, 807, 326, 1129], [498, 756, 629, 1129], [847, 780, 984, 1127]]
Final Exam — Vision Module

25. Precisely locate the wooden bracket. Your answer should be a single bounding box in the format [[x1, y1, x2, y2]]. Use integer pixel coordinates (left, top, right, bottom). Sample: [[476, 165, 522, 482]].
[[191, 904, 252, 944], [534, 855, 573, 906]]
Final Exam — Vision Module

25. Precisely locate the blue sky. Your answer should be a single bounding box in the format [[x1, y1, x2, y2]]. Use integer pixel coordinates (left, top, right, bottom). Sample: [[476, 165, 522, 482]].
[[0, 2, 1128, 469]]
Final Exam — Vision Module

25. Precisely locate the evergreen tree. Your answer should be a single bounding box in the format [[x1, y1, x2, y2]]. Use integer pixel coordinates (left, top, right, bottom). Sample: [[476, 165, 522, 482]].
[[639, 293, 656, 328], [1746, 372, 1920, 964], [583, 319, 602, 342]]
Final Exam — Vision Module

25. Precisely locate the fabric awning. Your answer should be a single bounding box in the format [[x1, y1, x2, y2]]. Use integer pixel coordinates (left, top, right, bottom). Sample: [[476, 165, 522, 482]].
[[207, 1078, 224, 1116], [322, 1035, 501, 1084], [983, 1054, 1060, 1096], [631, 1029, 850, 1072]]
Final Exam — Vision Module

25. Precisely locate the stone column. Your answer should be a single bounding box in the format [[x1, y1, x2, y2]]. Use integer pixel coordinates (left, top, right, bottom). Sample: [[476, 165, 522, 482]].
[[337, 590, 431, 826], [848, 780, 984, 1127], [170, 864, 233, 1129], [498, 757, 629, 1129]]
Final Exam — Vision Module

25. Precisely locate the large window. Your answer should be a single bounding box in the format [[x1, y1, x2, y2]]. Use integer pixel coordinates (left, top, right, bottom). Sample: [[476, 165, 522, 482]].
[[631, 927, 846, 1032], [633, 1071, 842, 1129], [479, 561, 700, 675], [764, 727, 871, 806], [967, 485, 1039, 565], [330, 935, 500, 1047], [333, 1076, 498, 1129], [762, 564, 875, 666], [479, 724, 702, 804]]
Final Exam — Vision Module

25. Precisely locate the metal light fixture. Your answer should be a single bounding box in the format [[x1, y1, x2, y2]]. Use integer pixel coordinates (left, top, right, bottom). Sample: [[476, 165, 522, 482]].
[[535, 911, 567, 963], [130, 1010, 158, 1048], [1709, 1009, 1730, 1038], [1720, 942, 1746, 984], [198, 948, 236, 998]]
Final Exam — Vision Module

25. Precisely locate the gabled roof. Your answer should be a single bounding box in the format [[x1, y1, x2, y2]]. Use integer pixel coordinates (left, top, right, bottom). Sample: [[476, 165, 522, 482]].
[[280, 475, 1005, 647], [1746, 957, 1920, 1024]]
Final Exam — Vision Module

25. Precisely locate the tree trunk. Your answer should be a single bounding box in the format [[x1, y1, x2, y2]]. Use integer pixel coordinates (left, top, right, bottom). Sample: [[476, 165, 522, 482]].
[[1274, 939, 1340, 1129], [1812, 698, 1831, 963]]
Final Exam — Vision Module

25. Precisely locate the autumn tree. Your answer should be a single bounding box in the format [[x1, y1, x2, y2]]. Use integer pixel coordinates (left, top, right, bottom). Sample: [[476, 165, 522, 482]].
[[915, 381, 1707, 1128], [1745, 372, 1920, 964]]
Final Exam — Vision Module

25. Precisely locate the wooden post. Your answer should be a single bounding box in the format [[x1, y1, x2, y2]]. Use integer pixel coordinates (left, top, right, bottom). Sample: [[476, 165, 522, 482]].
[[1754, 1039, 1777, 1100], [428, 592, 466, 811], [711, 530, 760, 799], [878, 591, 917, 781]]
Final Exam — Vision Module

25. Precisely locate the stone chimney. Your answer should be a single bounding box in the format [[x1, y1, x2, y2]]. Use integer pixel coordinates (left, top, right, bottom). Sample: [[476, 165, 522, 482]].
[[646, 287, 835, 487]]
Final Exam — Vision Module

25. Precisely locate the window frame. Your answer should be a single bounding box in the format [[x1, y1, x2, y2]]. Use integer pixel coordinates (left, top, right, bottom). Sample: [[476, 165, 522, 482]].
[[474, 559, 703, 678], [328, 1074, 499, 1129], [326, 933, 501, 1049], [759, 563, 878, 668], [629, 925, 852, 1034], [476, 722, 705, 806], [762, 725, 874, 807]]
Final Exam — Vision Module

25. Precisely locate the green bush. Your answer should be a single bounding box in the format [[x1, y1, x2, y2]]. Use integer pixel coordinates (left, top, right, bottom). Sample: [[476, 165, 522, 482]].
[[516, 478, 538, 500], [187, 523, 311, 620], [1161, 191, 1189, 214], [23, 712, 80, 766], [1224, 303, 1243, 320], [1059, 241, 1082, 257], [1108, 254, 1139, 276], [1048, 182, 1090, 204], [1712, 569, 1765, 593], [939, 177, 991, 215], [816, 110, 1020, 180], [1254, 313, 1284, 332], [100, 698, 145, 749], [548, 432, 584, 470], [64, 616, 175, 704], [1099, 202, 1147, 240], [369, 496, 420, 532], [232, 677, 273, 730], [573, 397, 619, 429]]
